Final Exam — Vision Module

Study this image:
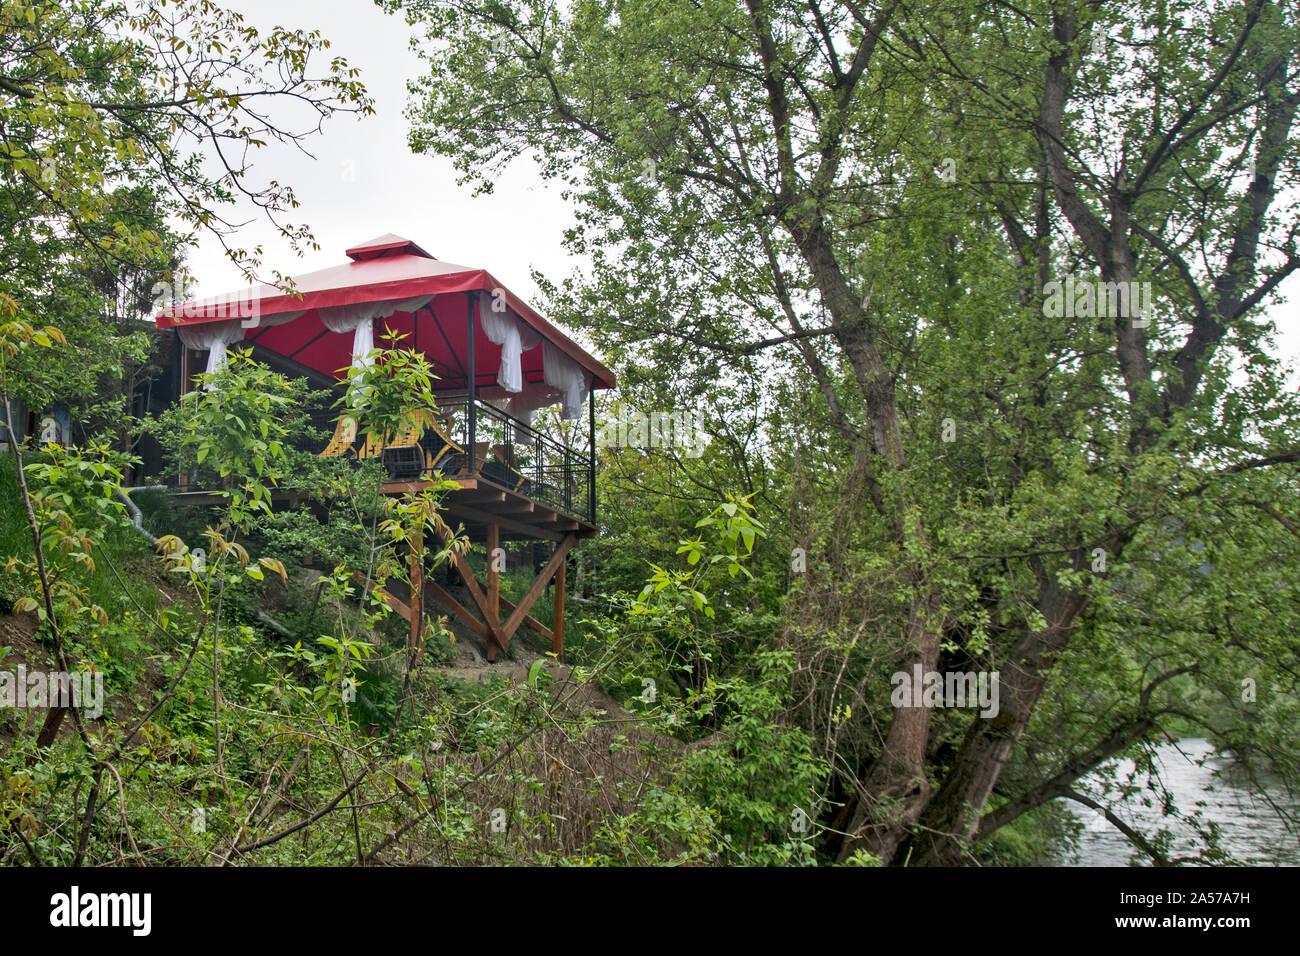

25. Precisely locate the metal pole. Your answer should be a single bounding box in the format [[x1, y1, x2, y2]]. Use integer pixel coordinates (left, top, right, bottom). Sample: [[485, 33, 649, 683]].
[[466, 292, 476, 475], [172, 329, 182, 402], [588, 386, 596, 523]]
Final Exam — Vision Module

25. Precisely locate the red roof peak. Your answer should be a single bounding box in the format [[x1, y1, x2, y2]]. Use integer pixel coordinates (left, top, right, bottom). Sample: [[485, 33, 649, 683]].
[[345, 234, 434, 261]]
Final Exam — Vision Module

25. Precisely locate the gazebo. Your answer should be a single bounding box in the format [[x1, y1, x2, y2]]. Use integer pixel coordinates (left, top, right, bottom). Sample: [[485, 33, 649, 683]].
[[154, 234, 617, 661]]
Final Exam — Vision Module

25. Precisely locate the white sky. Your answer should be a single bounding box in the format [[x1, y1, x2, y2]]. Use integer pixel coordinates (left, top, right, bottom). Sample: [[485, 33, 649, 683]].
[[183, 0, 1299, 374], [183, 0, 582, 316]]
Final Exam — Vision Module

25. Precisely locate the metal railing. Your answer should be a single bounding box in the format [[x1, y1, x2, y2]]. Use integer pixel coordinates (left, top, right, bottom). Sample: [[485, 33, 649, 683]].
[[166, 397, 596, 525], [423, 397, 593, 523]]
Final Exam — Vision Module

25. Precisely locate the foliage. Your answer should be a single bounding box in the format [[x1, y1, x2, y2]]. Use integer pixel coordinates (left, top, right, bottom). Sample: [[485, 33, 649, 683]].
[[1, 0, 371, 457], [391, 0, 1300, 865], [150, 352, 305, 526], [336, 334, 441, 447], [3, 0, 1298, 871]]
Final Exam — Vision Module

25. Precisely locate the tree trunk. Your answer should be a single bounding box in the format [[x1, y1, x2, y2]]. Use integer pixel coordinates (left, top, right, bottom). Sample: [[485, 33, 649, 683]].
[[785, 216, 949, 862], [911, 579, 1088, 864], [837, 587, 943, 863]]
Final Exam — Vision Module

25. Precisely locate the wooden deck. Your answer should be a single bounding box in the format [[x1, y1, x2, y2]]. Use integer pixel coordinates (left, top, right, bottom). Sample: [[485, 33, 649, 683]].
[[168, 474, 596, 541], [168, 472, 590, 663]]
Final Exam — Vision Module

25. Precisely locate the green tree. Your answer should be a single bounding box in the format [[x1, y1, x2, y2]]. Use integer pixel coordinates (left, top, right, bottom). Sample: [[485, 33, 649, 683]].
[[0, 0, 373, 455], [391, 0, 1300, 864]]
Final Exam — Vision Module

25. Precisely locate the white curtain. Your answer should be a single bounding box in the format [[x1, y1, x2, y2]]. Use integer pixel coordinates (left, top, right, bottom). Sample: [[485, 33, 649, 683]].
[[506, 381, 561, 438], [543, 340, 591, 420], [320, 302, 376, 370], [478, 290, 541, 393], [318, 294, 436, 388], [177, 320, 247, 381]]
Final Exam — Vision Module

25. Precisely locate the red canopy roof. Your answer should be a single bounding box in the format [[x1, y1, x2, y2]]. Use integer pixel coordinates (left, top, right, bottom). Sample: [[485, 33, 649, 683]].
[[156, 235, 616, 392]]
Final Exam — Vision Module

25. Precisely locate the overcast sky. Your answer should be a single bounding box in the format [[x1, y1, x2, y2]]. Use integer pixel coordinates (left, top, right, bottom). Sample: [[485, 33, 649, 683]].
[[185, 0, 582, 312], [185, 0, 1298, 373]]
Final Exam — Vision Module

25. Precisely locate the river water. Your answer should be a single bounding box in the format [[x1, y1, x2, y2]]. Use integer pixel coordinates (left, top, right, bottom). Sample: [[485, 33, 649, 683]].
[[1061, 738, 1299, 866]]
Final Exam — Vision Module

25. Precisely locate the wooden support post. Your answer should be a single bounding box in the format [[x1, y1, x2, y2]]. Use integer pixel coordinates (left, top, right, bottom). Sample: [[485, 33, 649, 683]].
[[429, 520, 509, 657], [486, 524, 500, 662], [553, 543, 566, 659], [588, 387, 596, 523], [449, 547, 509, 657], [502, 534, 575, 641]]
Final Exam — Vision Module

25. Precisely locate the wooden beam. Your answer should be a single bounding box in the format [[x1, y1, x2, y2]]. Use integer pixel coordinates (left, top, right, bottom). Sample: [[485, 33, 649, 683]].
[[430, 524, 509, 657], [423, 579, 488, 641], [497, 593, 553, 643], [359, 579, 412, 621], [486, 524, 500, 632], [444, 501, 563, 542], [553, 547, 566, 659], [457, 494, 506, 509], [502, 534, 576, 641], [533, 513, 581, 529], [381, 477, 477, 495]]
